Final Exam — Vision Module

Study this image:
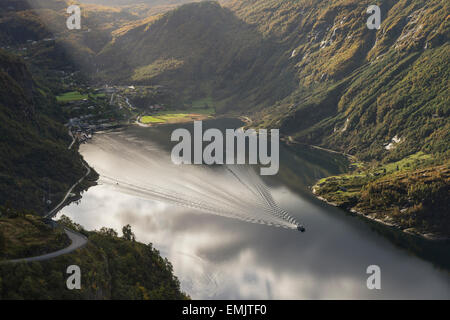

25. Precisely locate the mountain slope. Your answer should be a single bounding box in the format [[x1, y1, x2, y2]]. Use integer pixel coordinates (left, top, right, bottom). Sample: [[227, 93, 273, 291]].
[[97, 1, 296, 110], [228, 0, 449, 162], [225, 0, 449, 236], [0, 49, 87, 215], [93, 0, 449, 237], [96, 0, 448, 163], [0, 216, 188, 299], [81, 0, 197, 5]]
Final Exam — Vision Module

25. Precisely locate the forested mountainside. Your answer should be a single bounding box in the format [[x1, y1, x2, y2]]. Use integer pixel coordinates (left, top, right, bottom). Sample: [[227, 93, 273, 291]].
[[81, 0, 196, 6], [0, 1, 60, 45], [0, 216, 188, 299], [224, 0, 449, 236], [0, 49, 87, 215], [97, 1, 295, 108], [97, 0, 448, 163], [228, 0, 449, 162]]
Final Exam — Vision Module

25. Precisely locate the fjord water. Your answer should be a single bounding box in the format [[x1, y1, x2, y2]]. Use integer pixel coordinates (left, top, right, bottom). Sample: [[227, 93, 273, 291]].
[[59, 119, 450, 299]]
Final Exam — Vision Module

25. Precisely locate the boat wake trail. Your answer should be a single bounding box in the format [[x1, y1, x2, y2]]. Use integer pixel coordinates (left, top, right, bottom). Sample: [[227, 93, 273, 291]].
[[89, 131, 300, 230]]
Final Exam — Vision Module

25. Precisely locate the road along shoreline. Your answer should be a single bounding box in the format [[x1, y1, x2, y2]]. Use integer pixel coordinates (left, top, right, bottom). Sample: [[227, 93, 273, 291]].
[[4, 148, 94, 263]]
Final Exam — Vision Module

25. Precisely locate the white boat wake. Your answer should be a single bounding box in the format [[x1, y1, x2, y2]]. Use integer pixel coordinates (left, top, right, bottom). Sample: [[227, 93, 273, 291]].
[[88, 131, 300, 230]]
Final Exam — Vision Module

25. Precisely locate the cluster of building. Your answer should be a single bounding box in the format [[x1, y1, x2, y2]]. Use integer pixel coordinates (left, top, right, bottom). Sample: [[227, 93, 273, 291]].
[[68, 116, 116, 133], [67, 114, 119, 145]]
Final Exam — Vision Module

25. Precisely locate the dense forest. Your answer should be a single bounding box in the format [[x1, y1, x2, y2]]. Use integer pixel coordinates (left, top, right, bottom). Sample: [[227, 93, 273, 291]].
[[0, 49, 88, 215], [0, 216, 188, 299]]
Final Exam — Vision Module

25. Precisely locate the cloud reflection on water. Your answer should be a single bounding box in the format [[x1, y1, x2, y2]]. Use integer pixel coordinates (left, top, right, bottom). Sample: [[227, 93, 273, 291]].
[[61, 183, 450, 299], [59, 124, 449, 299]]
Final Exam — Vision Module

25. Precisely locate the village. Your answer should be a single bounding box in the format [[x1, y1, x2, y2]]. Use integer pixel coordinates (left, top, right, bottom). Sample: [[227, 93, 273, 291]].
[[62, 83, 169, 145]]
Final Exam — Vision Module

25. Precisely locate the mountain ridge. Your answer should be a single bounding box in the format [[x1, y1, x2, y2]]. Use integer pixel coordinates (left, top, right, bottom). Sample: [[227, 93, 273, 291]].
[[95, 0, 448, 163]]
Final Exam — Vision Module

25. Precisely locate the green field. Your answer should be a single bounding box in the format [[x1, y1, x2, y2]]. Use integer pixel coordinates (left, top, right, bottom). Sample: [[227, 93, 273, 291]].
[[56, 91, 88, 102], [56, 91, 106, 102], [140, 113, 192, 124], [381, 152, 432, 174], [141, 115, 168, 124], [140, 106, 215, 124], [316, 152, 435, 188]]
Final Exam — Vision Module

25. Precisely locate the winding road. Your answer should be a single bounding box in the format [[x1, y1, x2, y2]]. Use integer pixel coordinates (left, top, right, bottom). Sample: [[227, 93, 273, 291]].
[[68, 129, 76, 150], [45, 161, 91, 219], [4, 157, 92, 264], [6, 228, 88, 263]]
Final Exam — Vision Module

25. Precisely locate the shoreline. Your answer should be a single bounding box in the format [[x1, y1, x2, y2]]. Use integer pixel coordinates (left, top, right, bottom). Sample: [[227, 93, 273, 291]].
[[311, 187, 449, 242], [79, 115, 449, 243], [280, 135, 356, 161], [275, 132, 449, 242]]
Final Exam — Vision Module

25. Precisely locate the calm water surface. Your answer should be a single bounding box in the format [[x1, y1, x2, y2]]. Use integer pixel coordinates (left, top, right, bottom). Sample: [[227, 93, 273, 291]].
[[59, 119, 450, 299]]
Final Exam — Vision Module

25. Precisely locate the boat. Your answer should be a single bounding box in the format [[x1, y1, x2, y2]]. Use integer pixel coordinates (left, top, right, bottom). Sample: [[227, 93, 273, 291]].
[[297, 225, 306, 232]]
